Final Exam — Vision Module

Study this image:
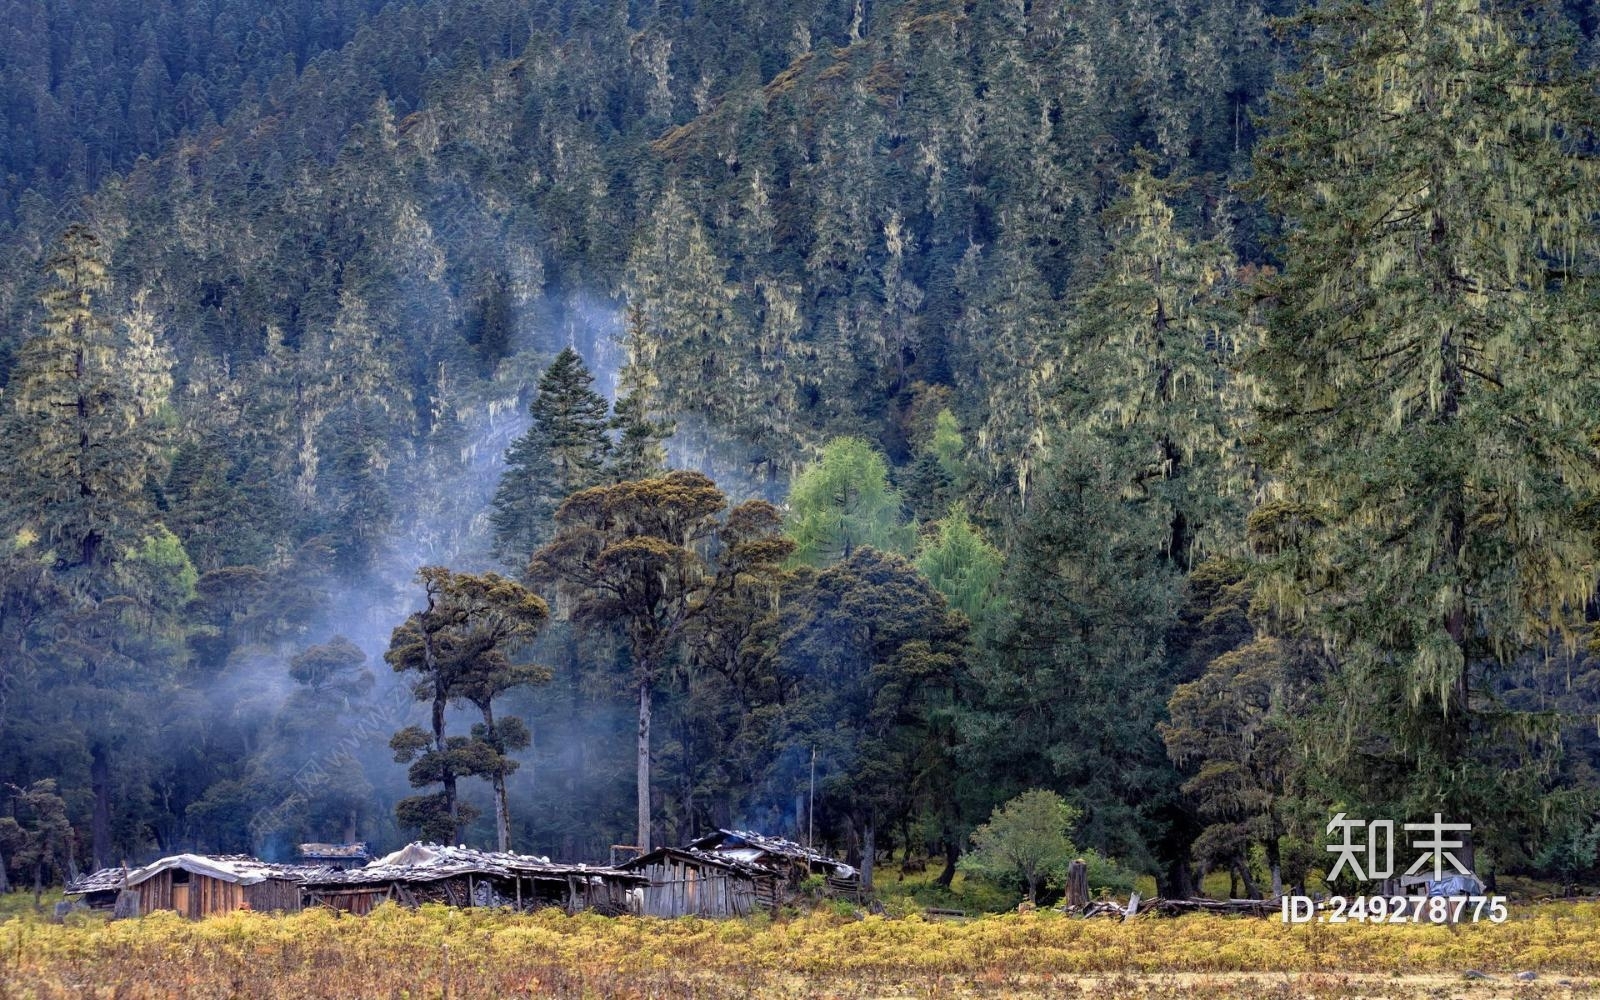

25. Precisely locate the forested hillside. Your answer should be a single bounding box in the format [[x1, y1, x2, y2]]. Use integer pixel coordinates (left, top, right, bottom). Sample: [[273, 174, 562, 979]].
[[3, 0, 1599, 901]]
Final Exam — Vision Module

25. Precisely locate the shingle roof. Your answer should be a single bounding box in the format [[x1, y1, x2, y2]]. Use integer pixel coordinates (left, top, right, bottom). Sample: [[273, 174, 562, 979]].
[[614, 845, 778, 879]]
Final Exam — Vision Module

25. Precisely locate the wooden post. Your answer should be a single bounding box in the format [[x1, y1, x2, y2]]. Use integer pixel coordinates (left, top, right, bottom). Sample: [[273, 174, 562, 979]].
[[1065, 859, 1089, 911]]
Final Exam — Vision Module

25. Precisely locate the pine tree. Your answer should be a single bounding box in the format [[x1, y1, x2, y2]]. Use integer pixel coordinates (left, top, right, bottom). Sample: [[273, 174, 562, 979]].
[[490, 346, 611, 565], [1247, 0, 1600, 858]]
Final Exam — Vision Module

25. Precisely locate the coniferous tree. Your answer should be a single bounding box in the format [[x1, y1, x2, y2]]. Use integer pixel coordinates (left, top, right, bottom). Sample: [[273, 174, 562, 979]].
[[3, 229, 172, 582], [1247, 0, 1600, 861], [771, 547, 968, 891], [1062, 164, 1255, 564], [915, 504, 1002, 623], [1161, 637, 1319, 898], [490, 346, 611, 565], [965, 437, 1183, 879], [608, 304, 674, 482], [785, 437, 916, 567]]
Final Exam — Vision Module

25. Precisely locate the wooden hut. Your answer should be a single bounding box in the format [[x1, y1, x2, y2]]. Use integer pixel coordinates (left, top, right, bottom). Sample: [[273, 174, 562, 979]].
[[66, 855, 317, 918], [301, 843, 645, 915], [685, 829, 860, 895], [618, 846, 775, 917]]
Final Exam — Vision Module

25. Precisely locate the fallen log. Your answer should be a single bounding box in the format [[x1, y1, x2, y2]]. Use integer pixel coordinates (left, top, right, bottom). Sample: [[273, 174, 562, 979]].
[[1063, 896, 1279, 919], [1142, 897, 1278, 917]]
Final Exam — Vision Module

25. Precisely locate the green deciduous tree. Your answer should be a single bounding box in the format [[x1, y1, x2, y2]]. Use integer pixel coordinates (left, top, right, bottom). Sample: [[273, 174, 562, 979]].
[[960, 788, 1080, 906], [1247, 0, 1600, 861], [785, 437, 915, 567]]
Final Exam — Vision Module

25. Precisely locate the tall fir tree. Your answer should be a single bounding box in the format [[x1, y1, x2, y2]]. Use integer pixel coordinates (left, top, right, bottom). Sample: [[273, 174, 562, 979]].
[[1247, 0, 1600, 863], [3, 227, 172, 583], [1061, 164, 1255, 564], [608, 304, 674, 482], [490, 346, 611, 565]]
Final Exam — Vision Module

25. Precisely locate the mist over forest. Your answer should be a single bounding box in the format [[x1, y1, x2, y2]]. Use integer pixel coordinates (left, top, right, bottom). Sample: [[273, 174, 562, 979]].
[[4, 0, 1600, 903]]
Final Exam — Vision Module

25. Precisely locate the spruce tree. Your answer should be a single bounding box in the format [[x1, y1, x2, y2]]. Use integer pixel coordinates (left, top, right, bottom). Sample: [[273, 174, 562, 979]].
[[490, 347, 611, 565], [1247, 0, 1600, 859]]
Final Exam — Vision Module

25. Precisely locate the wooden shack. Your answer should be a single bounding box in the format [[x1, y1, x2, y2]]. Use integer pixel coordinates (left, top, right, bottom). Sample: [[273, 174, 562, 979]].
[[66, 855, 316, 918], [685, 829, 860, 895], [301, 842, 645, 916], [618, 846, 775, 917]]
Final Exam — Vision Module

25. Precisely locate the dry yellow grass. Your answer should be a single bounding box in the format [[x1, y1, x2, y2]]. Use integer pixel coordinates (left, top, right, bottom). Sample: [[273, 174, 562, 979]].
[[1, 900, 1597, 998]]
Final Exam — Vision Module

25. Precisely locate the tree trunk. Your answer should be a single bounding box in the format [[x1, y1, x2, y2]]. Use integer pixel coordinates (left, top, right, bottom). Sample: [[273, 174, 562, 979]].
[[484, 703, 510, 853], [1235, 860, 1258, 900], [1026, 873, 1039, 906], [1266, 836, 1283, 898], [637, 679, 652, 852], [0, 846, 7, 894], [435, 684, 460, 844], [567, 628, 586, 830], [33, 860, 44, 907], [1065, 859, 1089, 910], [428, 629, 459, 843], [935, 838, 958, 889], [91, 744, 112, 870], [860, 822, 875, 892]]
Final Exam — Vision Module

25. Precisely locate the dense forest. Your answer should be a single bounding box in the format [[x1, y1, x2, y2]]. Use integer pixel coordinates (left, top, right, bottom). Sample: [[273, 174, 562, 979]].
[[4, 0, 1600, 902]]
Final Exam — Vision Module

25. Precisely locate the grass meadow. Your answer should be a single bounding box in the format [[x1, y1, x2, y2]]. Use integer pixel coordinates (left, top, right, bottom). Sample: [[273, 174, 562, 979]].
[[2, 894, 1599, 998]]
